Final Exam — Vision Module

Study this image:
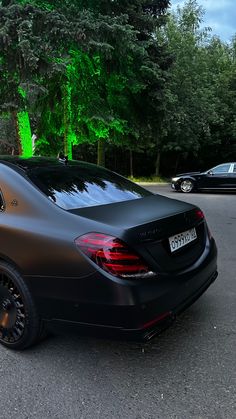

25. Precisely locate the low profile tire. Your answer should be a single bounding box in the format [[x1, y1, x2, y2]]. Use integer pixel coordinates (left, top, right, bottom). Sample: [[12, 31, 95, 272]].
[[0, 262, 42, 350], [180, 179, 194, 193]]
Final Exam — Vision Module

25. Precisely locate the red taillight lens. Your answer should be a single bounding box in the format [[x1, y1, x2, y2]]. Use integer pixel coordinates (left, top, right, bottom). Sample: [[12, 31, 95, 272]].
[[75, 233, 155, 279], [195, 209, 211, 238], [195, 209, 205, 221]]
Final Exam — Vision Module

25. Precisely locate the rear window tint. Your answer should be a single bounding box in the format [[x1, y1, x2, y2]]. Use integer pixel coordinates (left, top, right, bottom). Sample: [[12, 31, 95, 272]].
[[27, 164, 152, 210]]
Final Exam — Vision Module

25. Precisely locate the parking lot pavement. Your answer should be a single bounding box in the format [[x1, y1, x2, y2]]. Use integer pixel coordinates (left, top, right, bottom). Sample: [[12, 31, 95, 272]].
[[0, 186, 235, 419]]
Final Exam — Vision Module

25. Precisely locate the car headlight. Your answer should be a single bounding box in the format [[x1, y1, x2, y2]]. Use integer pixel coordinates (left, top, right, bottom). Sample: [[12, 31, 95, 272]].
[[172, 177, 180, 182]]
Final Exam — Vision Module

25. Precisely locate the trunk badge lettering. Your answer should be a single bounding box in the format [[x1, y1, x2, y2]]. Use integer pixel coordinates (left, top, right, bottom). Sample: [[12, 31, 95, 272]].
[[139, 227, 161, 241]]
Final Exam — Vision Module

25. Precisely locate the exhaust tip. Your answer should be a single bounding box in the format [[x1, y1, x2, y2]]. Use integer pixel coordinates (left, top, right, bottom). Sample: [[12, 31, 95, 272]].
[[142, 312, 175, 341]]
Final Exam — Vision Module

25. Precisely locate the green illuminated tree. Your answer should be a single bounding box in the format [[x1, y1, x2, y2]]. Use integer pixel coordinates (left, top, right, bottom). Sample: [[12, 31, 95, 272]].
[[35, 47, 128, 163], [78, 0, 171, 167], [0, 0, 85, 155], [32, 0, 171, 166], [1, 0, 172, 169]]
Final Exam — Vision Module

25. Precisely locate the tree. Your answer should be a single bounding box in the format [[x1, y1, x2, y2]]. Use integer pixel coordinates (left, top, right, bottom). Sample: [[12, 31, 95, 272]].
[[32, 1, 171, 167], [34, 27, 132, 162], [202, 37, 236, 163], [158, 0, 236, 172], [0, 0, 84, 154], [156, 1, 215, 171], [80, 0, 172, 169], [0, 0, 172, 170]]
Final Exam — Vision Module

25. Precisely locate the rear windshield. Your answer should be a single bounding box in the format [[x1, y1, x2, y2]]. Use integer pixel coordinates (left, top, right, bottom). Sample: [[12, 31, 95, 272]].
[[27, 164, 152, 210]]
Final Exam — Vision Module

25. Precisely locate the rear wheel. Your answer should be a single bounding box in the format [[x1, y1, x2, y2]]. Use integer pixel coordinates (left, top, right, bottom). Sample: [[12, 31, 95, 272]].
[[0, 262, 42, 350], [180, 179, 194, 193]]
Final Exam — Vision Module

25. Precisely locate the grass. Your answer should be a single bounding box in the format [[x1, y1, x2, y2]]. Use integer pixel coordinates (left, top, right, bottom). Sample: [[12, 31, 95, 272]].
[[127, 175, 168, 183]]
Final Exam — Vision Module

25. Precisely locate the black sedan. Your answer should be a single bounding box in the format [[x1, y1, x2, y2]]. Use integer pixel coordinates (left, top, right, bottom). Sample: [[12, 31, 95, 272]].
[[0, 156, 217, 350], [171, 162, 236, 193]]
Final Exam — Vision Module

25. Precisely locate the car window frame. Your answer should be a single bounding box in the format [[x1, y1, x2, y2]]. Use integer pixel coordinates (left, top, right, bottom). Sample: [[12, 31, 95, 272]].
[[229, 163, 236, 173], [210, 163, 232, 174]]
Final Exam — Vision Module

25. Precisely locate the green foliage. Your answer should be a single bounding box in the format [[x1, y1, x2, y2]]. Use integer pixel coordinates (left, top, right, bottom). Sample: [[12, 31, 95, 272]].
[[32, 1, 171, 160], [0, 1, 85, 112], [2, 0, 235, 175], [157, 0, 236, 169], [34, 134, 63, 156]]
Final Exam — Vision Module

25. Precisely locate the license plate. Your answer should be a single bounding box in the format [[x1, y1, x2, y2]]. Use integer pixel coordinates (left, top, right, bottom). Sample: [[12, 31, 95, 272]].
[[169, 228, 197, 253]]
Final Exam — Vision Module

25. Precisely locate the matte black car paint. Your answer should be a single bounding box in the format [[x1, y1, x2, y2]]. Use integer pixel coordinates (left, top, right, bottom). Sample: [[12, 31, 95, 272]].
[[0, 157, 217, 339]]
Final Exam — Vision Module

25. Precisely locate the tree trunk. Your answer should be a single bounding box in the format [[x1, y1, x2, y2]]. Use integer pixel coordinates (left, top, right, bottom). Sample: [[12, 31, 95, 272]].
[[130, 149, 134, 178], [174, 154, 180, 173], [12, 110, 33, 157], [63, 81, 73, 160], [63, 112, 73, 159], [64, 132, 69, 157], [155, 149, 161, 177], [97, 139, 105, 166], [64, 133, 72, 159], [12, 111, 22, 155], [63, 89, 70, 158], [63, 132, 73, 160]]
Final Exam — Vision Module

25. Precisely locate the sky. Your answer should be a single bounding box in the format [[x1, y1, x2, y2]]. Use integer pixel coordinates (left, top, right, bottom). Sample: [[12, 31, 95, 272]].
[[171, 0, 236, 42]]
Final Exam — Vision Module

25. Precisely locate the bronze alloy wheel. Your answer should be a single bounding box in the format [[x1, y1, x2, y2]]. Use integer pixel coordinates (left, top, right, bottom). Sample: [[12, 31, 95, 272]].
[[0, 262, 42, 350], [0, 273, 26, 344]]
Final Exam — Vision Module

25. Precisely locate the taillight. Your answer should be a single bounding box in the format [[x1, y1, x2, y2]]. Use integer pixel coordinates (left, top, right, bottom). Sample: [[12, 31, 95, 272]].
[[75, 233, 155, 279], [195, 209, 205, 221], [195, 209, 212, 238]]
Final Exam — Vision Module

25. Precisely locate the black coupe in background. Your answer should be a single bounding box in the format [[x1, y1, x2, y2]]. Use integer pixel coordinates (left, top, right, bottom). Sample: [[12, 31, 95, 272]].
[[0, 157, 217, 350], [171, 162, 236, 193]]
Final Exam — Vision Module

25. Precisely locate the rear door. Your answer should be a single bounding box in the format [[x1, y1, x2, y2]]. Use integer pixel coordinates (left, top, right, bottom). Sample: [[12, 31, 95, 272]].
[[226, 163, 236, 189], [200, 163, 232, 189]]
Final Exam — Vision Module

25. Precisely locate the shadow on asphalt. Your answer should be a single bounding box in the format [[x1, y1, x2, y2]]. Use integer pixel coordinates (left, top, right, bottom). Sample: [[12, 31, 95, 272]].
[[169, 189, 236, 196]]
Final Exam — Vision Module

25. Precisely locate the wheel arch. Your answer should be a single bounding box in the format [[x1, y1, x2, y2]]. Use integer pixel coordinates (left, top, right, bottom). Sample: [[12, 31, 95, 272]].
[[181, 175, 197, 183], [0, 253, 24, 275]]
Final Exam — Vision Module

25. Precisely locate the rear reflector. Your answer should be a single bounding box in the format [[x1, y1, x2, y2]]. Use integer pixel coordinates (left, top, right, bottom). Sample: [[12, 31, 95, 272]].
[[75, 233, 155, 279], [142, 312, 172, 330]]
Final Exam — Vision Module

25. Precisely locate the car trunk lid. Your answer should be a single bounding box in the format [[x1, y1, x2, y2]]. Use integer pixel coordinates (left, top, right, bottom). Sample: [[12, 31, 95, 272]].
[[69, 195, 207, 273]]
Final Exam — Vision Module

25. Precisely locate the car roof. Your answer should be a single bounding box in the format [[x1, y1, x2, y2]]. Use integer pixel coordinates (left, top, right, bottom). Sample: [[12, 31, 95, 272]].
[[0, 156, 98, 172]]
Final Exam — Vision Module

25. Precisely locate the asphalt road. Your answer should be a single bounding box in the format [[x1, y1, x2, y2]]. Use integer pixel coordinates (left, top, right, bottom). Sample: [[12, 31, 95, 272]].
[[0, 186, 235, 419]]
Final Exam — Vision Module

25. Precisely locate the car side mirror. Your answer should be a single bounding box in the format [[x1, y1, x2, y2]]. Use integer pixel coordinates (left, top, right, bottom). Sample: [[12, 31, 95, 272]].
[[207, 170, 213, 175]]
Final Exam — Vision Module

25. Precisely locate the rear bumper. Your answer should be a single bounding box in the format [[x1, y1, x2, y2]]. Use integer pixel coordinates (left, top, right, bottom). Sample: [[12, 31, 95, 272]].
[[44, 270, 218, 341], [140, 269, 218, 341], [25, 239, 217, 340]]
